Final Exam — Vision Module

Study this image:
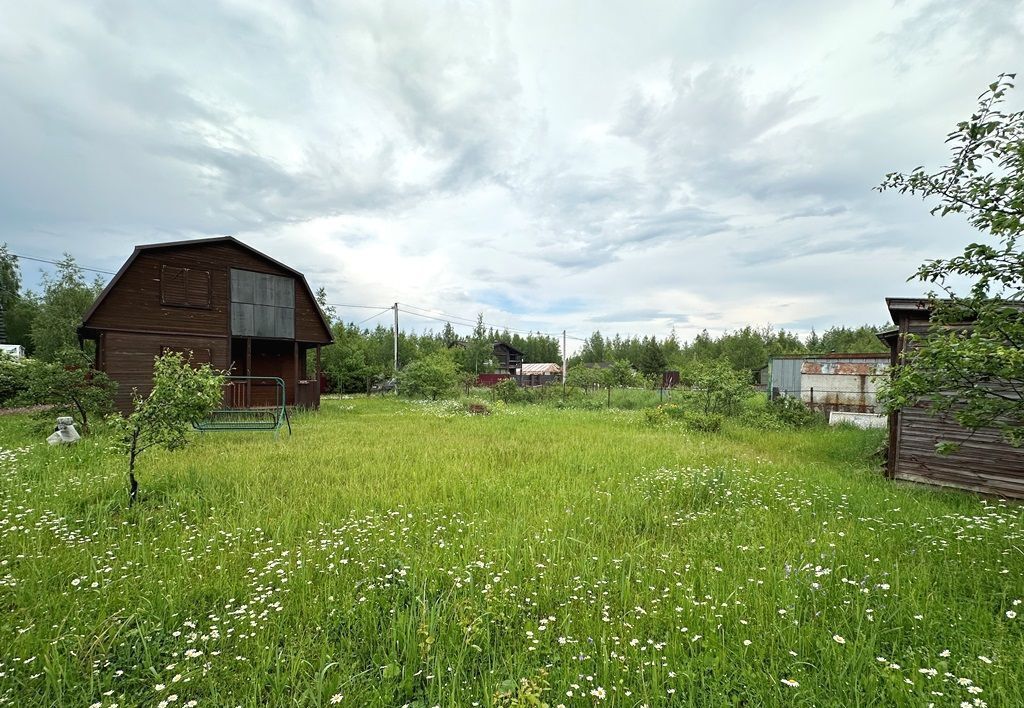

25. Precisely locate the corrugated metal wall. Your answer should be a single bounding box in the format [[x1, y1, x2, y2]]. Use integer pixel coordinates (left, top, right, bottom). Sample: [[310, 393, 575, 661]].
[[768, 358, 803, 397], [769, 356, 889, 413]]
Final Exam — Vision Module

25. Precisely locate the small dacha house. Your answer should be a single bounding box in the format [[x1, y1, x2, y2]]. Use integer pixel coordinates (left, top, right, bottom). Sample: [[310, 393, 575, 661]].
[[879, 297, 1024, 498], [78, 237, 333, 412]]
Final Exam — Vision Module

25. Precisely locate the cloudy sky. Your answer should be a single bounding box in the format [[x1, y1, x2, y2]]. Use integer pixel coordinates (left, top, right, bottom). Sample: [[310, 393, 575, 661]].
[[2, 0, 1022, 346]]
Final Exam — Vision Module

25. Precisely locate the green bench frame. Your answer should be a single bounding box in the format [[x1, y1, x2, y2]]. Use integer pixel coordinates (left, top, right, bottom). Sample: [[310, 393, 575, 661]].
[[193, 376, 292, 436]]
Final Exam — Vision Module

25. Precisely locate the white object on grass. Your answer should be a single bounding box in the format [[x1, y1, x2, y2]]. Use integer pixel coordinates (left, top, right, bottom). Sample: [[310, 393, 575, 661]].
[[47, 417, 80, 444]]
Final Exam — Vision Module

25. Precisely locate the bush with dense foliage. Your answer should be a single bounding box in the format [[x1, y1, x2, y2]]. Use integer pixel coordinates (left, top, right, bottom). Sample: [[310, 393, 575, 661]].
[[397, 353, 461, 400], [684, 359, 750, 415], [682, 411, 724, 433], [769, 395, 824, 428]]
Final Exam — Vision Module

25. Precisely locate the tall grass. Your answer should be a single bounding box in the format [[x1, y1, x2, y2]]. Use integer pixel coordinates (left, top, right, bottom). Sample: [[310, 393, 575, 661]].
[[0, 398, 1020, 706]]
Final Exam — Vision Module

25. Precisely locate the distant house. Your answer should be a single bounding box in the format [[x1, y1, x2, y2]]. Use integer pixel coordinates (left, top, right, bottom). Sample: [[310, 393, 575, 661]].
[[492, 341, 524, 375], [768, 353, 889, 414], [878, 297, 1024, 498], [0, 344, 24, 360], [521, 362, 561, 387], [78, 237, 333, 412]]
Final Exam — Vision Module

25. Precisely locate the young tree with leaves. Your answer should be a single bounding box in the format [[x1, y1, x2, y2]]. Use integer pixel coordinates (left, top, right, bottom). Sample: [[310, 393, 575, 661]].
[[878, 73, 1024, 447], [686, 359, 750, 416], [22, 349, 116, 433], [108, 352, 224, 505]]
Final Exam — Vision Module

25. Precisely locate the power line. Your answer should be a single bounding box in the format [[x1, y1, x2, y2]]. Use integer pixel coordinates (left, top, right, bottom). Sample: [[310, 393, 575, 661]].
[[327, 302, 393, 310], [399, 302, 566, 339], [11, 253, 117, 276], [356, 307, 394, 326]]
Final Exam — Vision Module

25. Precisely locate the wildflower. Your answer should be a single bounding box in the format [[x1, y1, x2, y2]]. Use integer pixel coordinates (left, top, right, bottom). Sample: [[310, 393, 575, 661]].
[[978, 656, 992, 664], [1006, 610, 1017, 619], [330, 694, 344, 704], [781, 678, 799, 688], [940, 649, 950, 658], [832, 634, 846, 644], [743, 639, 752, 646], [590, 686, 606, 700]]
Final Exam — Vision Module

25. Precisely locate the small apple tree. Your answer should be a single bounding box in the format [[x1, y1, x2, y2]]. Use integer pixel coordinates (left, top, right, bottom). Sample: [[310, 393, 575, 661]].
[[108, 351, 224, 505], [23, 349, 116, 433]]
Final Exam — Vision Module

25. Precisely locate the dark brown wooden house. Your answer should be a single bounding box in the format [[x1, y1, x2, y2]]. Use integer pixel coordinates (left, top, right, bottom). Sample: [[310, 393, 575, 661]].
[[879, 297, 1024, 498], [78, 237, 333, 412], [492, 341, 523, 375]]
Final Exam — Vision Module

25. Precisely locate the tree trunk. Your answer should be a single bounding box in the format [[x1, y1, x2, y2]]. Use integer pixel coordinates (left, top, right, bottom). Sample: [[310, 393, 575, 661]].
[[128, 428, 139, 507], [70, 394, 89, 435]]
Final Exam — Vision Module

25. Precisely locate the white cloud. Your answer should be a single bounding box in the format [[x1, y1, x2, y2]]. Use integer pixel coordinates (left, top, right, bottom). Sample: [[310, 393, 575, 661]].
[[2, 0, 1022, 346]]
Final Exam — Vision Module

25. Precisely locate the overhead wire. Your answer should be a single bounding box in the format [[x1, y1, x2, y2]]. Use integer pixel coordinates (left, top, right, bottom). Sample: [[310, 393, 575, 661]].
[[355, 307, 394, 326], [11, 252, 117, 276], [398, 302, 567, 339], [327, 302, 393, 310]]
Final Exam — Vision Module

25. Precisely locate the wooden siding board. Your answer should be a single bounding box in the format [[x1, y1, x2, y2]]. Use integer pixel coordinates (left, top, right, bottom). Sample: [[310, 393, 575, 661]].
[[104, 332, 229, 412], [894, 405, 1024, 497]]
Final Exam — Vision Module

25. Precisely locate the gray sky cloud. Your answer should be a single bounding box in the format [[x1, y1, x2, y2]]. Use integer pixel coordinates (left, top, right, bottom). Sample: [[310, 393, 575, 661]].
[[2, 0, 1022, 351]]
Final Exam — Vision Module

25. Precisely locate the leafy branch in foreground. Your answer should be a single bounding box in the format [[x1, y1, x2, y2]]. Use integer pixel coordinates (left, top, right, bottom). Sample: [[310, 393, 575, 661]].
[[877, 73, 1024, 447], [107, 351, 224, 505]]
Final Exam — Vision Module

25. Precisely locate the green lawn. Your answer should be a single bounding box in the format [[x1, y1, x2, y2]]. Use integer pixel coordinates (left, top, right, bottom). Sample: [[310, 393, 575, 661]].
[[0, 397, 1021, 707]]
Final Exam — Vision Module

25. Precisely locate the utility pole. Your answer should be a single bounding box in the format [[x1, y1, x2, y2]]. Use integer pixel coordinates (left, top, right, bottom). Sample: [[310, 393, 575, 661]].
[[562, 329, 567, 397], [393, 302, 399, 373]]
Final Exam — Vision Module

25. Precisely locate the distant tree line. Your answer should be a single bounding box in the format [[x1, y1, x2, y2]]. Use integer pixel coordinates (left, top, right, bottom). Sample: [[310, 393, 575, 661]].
[[317, 287, 889, 393], [0, 247, 889, 395], [570, 324, 887, 378]]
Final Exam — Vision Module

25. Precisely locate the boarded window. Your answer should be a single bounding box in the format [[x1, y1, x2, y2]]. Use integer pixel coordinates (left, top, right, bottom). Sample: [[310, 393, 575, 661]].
[[161, 266, 212, 308], [230, 269, 295, 339]]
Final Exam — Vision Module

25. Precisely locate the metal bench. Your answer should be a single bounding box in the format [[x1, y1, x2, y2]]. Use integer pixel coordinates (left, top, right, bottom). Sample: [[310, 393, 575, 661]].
[[193, 376, 291, 436]]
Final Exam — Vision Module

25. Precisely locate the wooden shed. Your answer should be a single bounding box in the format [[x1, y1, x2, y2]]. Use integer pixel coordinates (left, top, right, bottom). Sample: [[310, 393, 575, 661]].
[[879, 297, 1024, 498], [78, 236, 333, 412]]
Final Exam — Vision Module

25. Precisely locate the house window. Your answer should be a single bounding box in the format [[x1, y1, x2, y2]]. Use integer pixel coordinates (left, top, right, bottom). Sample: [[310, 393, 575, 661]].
[[161, 266, 212, 308]]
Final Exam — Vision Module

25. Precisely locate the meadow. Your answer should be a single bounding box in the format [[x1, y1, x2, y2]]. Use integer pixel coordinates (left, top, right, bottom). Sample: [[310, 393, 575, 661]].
[[0, 396, 1021, 707]]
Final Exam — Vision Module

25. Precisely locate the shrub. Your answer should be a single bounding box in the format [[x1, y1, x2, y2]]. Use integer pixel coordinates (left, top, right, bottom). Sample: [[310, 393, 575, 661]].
[[685, 360, 750, 415], [491, 378, 524, 404], [769, 395, 823, 428], [682, 411, 723, 433], [641, 406, 669, 426], [0, 355, 28, 406], [660, 403, 687, 420], [397, 353, 460, 400]]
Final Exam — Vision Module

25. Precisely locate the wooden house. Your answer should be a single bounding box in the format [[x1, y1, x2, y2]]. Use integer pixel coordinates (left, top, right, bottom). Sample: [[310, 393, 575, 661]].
[[492, 341, 524, 375], [879, 297, 1024, 498], [78, 237, 333, 412]]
